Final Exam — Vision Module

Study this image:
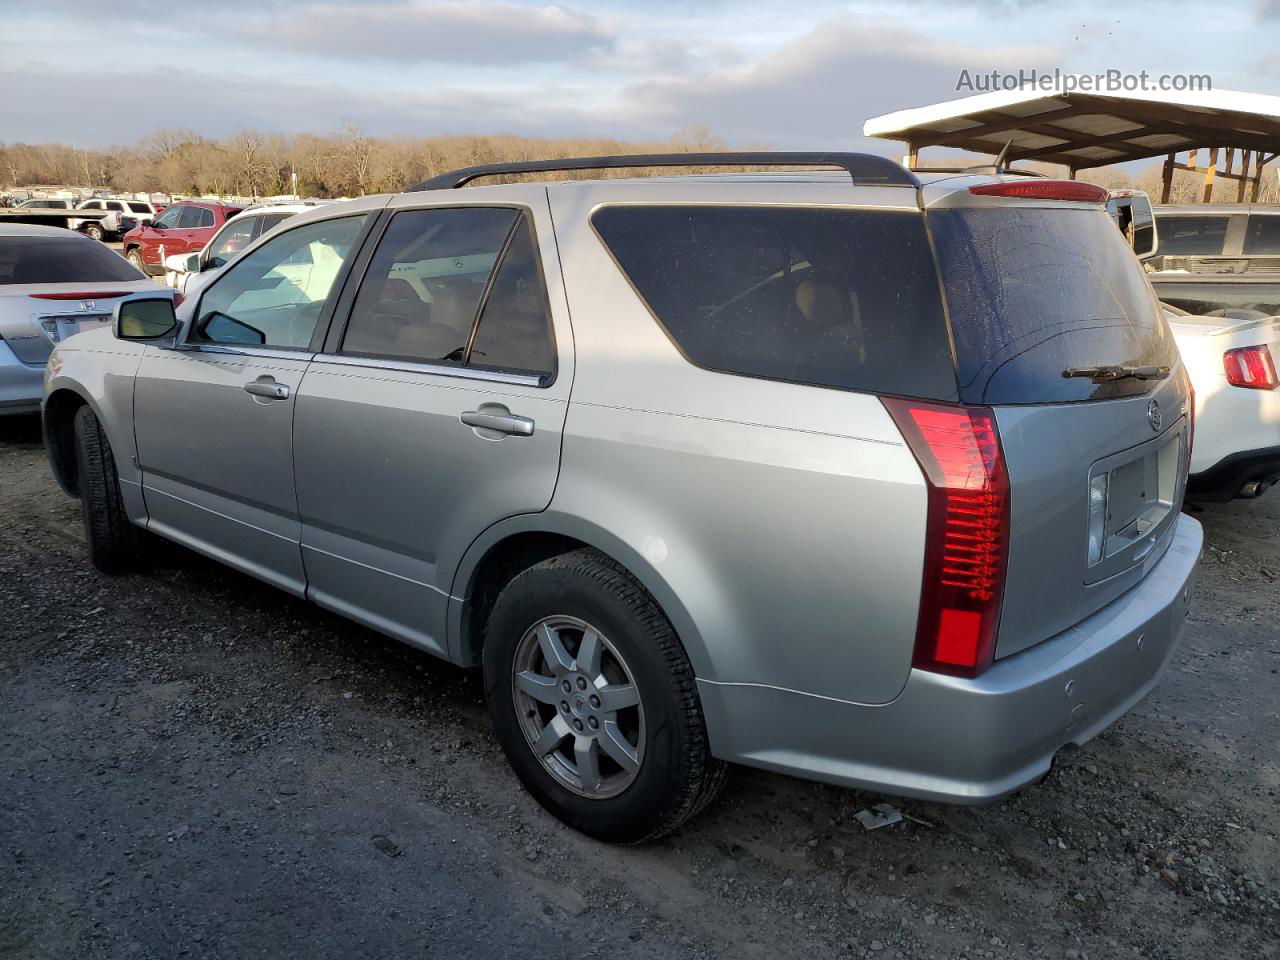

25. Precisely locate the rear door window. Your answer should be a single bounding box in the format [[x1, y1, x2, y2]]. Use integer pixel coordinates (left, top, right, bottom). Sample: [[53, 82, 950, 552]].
[[931, 206, 1176, 404], [591, 205, 957, 400], [340, 207, 518, 365], [1154, 215, 1230, 256], [1243, 214, 1280, 255]]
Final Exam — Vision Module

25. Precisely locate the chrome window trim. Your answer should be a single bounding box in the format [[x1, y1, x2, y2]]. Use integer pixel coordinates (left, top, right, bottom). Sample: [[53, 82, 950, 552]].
[[311, 352, 543, 387], [172, 343, 314, 360]]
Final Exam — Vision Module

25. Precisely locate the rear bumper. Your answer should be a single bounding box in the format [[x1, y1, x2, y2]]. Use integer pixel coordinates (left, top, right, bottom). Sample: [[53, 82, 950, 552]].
[[698, 513, 1203, 804], [0, 340, 44, 415], [1187, 445, 1280, 502]]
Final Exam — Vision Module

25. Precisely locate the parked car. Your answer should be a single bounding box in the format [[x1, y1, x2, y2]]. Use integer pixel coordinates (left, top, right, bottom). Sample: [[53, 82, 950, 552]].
[[69, 198, 158, 242], [1151, 203, 1280, 275], [121, 201, 243, 276], [42, 154, 1202, 842], [163, 201, 329, 296], [1154, 275, 1280, 500], [0, 225, 169, 415]]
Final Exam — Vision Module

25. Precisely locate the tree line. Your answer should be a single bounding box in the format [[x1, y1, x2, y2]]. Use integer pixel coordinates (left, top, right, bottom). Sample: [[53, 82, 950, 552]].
[[1, 124, 1273, 203], [0, 125, 731, 199]]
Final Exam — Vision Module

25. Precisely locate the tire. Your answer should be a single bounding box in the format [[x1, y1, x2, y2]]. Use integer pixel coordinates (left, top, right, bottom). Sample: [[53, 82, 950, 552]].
[[73, 406, 142, 574], [82, 223, 104, 242], [125, 248, 145, 272], [483, 548, 728, 843]]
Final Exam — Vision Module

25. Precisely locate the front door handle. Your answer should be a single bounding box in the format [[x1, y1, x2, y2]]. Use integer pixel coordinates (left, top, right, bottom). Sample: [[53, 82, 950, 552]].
[[244, 377, 290, 400], [461, 404, 534, 437]]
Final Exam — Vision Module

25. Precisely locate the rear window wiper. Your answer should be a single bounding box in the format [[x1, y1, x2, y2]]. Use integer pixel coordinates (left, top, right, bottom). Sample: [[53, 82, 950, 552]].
[[1062, 364, 1171, 383]]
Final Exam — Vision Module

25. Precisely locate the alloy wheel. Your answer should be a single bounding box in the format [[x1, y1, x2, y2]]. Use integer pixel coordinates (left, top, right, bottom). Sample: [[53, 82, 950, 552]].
[[511, 615, 645, 799]]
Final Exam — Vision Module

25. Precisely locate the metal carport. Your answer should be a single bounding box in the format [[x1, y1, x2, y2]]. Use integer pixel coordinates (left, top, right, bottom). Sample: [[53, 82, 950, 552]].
[[864, 87, 1280, 202]]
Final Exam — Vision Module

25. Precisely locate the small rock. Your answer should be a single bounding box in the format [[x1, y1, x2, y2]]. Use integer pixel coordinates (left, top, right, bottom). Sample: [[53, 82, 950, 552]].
[[1160, 868, 1179, 886], [371, 834, 400, 857], [525, 846, 539, 862], [870, 940, 885, 952]]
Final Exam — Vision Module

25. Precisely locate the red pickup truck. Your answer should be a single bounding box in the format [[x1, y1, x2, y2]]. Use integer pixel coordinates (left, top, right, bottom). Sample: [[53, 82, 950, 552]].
[[121, 201, 243, 276]]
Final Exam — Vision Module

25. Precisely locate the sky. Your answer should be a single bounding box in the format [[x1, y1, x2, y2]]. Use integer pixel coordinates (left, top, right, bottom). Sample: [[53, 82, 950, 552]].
[[0, 0, 1276, 154]]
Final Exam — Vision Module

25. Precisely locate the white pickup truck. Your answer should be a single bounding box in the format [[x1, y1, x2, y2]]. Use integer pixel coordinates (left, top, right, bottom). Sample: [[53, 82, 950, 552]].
[[1153, 275, 1280, 501]]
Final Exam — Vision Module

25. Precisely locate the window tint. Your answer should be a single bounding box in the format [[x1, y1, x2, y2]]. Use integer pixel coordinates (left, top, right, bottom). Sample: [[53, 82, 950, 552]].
[[205, 218, 258, 268], [82, 201, 102, 210], [342, 206, 517, 364], [468, 217, 555, 376], [932, 207, 1177, 404], [128, 202, 151, 213], [173, 206, 202, 228], [1243, 215, 1280, 255], [152, 207, 183, 229], [1154, 215, 1230, 256], [195, 207, 215, 228], [106, 201, 125, 211], [256, 212, 292, 235], [0, 236, 145, 284], [194, 215, 365, 349], [593, 205, 956, 399]]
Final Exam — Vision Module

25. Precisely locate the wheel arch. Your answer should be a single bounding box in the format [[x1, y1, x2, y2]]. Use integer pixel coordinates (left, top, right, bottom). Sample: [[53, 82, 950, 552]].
[[42, 386, 94, 497], [447, 514, 714, 680]]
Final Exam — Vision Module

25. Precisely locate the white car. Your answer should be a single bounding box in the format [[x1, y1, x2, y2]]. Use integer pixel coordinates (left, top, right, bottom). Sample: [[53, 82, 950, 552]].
[[69, 198, 159, 241], [0, 224, 170, 415], [163, 201, 328, 296], [1155, 275, 1280, 500]]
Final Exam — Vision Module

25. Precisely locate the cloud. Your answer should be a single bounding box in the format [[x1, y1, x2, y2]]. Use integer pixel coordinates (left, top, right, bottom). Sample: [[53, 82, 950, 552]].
[[235, 2, 616, 65], [1261, 0, 1280, 17], [618, 20, 1060, 149]]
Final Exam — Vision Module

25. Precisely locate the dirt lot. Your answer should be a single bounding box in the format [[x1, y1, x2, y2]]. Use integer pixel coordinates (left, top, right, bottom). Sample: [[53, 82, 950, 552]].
[[1, 413, 1277, 960]]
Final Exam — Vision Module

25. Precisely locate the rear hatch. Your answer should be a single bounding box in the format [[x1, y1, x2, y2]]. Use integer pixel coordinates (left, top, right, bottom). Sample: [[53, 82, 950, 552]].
[[926, 186, 1190, 658], [0, 233, 157, 363]]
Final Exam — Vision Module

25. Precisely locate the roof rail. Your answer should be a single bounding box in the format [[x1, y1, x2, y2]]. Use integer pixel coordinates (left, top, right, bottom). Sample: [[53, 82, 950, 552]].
[[408, 152, 919, 191]]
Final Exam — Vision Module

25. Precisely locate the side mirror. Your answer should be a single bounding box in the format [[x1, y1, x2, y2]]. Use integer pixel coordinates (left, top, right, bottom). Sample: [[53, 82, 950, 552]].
[[1107, 190, 1158, 260], [163, 253, 199, 274], [114, 297, 178, 343]]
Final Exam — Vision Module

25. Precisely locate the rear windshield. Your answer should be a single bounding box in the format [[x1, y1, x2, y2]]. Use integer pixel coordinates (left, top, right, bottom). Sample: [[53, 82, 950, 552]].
[[931, 207, 1177, 404], [0, 236, 145, 284], [1152, 279, 1280, 320], [591, 205, 958, 401], [1154, 215, 1230, 256]]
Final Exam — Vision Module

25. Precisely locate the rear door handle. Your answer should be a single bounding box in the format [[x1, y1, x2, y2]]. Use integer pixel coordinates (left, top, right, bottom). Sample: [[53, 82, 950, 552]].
[[461, 404, 534, 437], [244, 377, 290, 400]]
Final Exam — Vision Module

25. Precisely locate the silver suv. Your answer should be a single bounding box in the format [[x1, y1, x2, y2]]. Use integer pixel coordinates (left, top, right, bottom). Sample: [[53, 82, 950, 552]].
[[41, 153, 1203, 842]]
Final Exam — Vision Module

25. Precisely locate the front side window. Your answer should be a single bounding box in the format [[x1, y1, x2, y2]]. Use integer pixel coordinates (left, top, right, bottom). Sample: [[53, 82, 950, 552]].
[[193, 215, 366, 349], [341, 207, 518, 365], [1154, 215, 1231, 256], [205, 218, 259, 269], [152, 206, 183, 229]]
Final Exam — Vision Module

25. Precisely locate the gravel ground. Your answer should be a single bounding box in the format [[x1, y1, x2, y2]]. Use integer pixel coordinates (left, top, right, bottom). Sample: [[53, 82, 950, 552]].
[[1, 412, 1277, 960]]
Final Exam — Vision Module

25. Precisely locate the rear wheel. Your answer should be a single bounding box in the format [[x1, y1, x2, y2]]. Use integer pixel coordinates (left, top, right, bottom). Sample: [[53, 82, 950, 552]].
[[484, 549, 727, 843], [73, 406, 143, 574], [125, 247, 145, 272]]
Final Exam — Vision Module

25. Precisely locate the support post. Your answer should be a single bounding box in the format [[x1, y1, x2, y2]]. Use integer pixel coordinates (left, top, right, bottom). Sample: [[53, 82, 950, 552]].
[[907, 144, 919, 170], [1238, 150, 1252, 203], [1161, 151, 1175, 203], [1202, 147, 1218, 203]]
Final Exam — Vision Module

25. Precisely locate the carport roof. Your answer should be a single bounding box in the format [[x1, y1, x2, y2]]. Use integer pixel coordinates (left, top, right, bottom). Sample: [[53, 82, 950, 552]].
[[863, 87, 1280, 170]]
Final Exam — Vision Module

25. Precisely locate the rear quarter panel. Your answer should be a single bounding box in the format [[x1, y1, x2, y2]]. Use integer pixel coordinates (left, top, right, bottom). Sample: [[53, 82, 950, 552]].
[[542, 179, 929, 705]]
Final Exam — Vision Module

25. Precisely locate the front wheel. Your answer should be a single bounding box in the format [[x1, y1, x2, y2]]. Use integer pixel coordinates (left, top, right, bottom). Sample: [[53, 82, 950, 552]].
[[484, 549, 727, 843], [125, 248, 145, 272], [82, 223, 104, 242], [73, 406, 143, 574]]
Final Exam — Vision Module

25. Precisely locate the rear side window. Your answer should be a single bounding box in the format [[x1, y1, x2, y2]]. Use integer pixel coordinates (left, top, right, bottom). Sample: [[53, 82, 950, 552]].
[[1244, 215, 1280, 255], [468, 217, 555, 376], [1154, 215, 1230, 256], [0, 236, 145, 284], [932, 207, 1177, 404], [128, 202, 151, 213], [592, 206, 957, 401], [195, 208, 215, 228]]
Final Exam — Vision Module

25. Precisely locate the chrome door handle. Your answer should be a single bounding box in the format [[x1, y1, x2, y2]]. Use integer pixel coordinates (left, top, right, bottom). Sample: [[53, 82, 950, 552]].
[[461, 405, 534, 437], [244, 377, 290, 400]]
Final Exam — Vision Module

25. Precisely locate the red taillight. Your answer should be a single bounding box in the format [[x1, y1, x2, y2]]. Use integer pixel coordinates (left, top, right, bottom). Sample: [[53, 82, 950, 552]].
[[29, 291, 130, 300], [968, 180, 1108, 203], [173, 292, 186, 308], [883, 399, 1010, 678], [1223, 345, 1278, 390]]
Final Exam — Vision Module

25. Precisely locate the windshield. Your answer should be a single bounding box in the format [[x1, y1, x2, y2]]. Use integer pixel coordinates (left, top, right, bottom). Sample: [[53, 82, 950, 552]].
[[930, 206, 1178, 404], [0, 236, 145, 284]]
